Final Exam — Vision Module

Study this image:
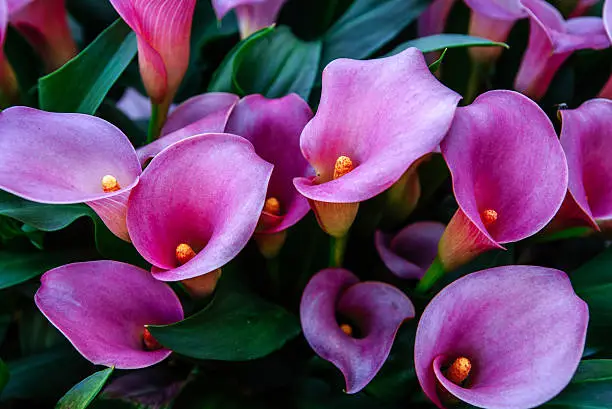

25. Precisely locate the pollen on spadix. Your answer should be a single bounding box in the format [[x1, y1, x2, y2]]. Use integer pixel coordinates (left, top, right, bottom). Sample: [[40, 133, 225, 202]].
[[445, 356, 472, 385], [333, 156, 354, 180], [481, 209, 498, 226], [340, 323, 353, 337], [175, 243, 197, 266], [101, 175, 120, 193], [264, 197, 282, 216]]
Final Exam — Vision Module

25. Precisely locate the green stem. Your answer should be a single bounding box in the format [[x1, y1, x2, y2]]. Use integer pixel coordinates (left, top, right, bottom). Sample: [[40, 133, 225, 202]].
[[329, 234, 348, 267], [416, 256, 445, 294], [147, 101, 169, 143]]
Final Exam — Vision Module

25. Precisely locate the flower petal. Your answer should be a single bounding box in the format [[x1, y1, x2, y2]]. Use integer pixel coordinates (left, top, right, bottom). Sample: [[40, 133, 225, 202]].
[[294, 47, 461, 204], [35, 260, 184, 369], [127, 133, 273, 281], [226, 94, 313, 233], [463, 0, 526, 20], [212, 0, 286, 37], [415, 265, 588, 409]]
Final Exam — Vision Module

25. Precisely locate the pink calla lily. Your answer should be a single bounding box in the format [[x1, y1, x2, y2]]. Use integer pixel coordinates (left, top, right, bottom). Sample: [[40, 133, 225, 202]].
[[0, 107, 141, 241], [300, 268, 415, 394], [415, 265, 588, 409], [36, 261, 184, 369], [127, 133, 273, 282], [212, 0, 287, 38]]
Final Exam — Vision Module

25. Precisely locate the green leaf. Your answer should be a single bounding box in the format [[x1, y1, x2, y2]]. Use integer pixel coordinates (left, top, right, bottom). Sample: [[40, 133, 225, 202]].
[[546, 360, 612, 408], [390, 34, 509, 55], [0, 359, 8, 395], [39, 19, 137, 114], [428, 48, 448, 74], [209, 26, 321, 100], [571, 248, 612, 328], [56, 368, 114, 409], [321, 0, 429, 65], [149, 290, 301, 361]]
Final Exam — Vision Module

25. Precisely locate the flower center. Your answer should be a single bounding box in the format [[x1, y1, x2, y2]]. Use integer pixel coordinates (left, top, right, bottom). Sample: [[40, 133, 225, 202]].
[[340, 323, 353, 337], [263, 197, 282, 216], [101, 175, 120, 193], [445, 356, 472, 385], [333, 155, 354, 180], [175, 243, 197, 266], [481, 209, 498, 226], [142, 327, 163, 351]]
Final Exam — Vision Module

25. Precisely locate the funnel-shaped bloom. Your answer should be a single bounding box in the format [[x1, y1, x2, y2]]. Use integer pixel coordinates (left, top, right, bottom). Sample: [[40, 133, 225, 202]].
[[226, 94, 313, 234], [300, 268, 415, 394], [109, 0, 196, 107], [136, 93, 239, 165], [515, 0, 610, 101], [127, 133, 273, 282], [36, 261, 184, 369], [555, 99, 612, 229], [0, 107, 141, 241], [293, 48, 460, 237], [438, 91, 567, 271], [212, 0, 286, 38], [8, 0, 77, 71], [375, 222, 445, 280], [415, 265, 588, 409]]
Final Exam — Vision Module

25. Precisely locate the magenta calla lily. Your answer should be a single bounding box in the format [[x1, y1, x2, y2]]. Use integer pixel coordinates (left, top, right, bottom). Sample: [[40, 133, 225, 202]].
[[415, 265, 588, 409], [8, 0, 76, 71], [555, 99, 612, 228], [375, 222, 445, 280], [438, 90, 567, 271], [226, 94, 313, 234], [127, 133, 273, 282], [515, 0, 610, 101], [137, 93, 239, 165], [293, 48, 461, 237], [300, 268, 415, 394], [212, 0, 286, 38], [36, 261, 184, 369], [109, 0, 196, 107], [0, 107, 141, 241]]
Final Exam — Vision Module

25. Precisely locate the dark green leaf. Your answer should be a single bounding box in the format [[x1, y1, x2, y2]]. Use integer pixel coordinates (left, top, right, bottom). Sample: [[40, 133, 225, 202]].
[[428, 48, 448, 74], [0, 359, 8, 395], [149, 291, 301, 361], [19, 308, 66, 355], [390, 34, 509, 56], [321, 0, 429, 65], [0, 250, 85, 290], [571, 247, 612, 328], [546, 360, 612, 408], [56, 368, 114, 409], [39, 19, 137, 114]]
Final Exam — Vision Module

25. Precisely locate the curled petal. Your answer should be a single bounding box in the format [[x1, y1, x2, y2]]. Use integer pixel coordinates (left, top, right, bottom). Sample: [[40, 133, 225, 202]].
[[226, 94, 313, 233], [127, 134, 273, 281], [375, 222, 445, 280], [137, 93, 239, 165], [86, 191, 131, 242], [294, 48, 461, 204], [212, 0, 286, 38], [110, 0, 196, 104], [559, 99, 612, 225], [415, 265, 588, 409], [300, 269, 414, 394], [35, 261, 184, 369], [439, 91, 567, 269]]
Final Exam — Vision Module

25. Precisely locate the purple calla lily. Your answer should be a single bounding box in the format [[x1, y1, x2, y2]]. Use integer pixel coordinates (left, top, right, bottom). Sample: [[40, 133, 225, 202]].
[[437, 90, 567, 272], [415, 265, 588, 409], [375, 222, 445, 280], [212, 0, 286, 38], [515, 0, 610, 101], [35, 261, 184, 369], [293, 48, 461, 238], [0, 107, 141, 241], [127, 133, 273, 282], [300, 268, 415, 394]]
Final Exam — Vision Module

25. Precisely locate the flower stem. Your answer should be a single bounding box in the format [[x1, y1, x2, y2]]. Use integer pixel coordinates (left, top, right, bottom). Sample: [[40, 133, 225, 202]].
[[329, 234, 348, 267], [416, 256, 445, 293], [147, 100, 169, 143]]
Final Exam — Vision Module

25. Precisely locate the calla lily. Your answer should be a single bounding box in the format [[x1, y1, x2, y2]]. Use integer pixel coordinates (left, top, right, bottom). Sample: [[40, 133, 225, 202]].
[[109, 0, 196, 112], [515, 0, 610, 101], [137, 92, 239, 165], [555, 99, 612, 229], [293, 48, 461, 238], [0, 107, 141, 241], [212, 0, 286, 39], [300, 268, 415, 394], [415, 265, 588, 409], [599, 0, 611, 98], [35, 261, 184, 369], [127, 133, 273, 282], [375, 222, 445, 280], [436, 90, 567, 274], [8, 0, 77, 71]]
